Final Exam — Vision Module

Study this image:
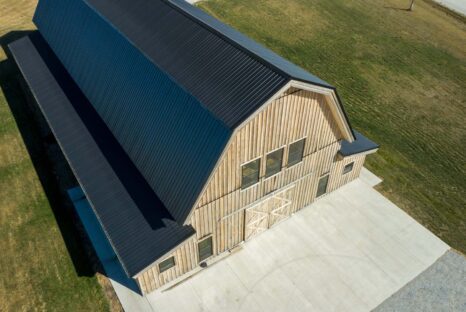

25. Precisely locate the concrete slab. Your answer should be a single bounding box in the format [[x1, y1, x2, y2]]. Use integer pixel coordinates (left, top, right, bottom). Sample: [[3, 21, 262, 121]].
[[69, 174, 450, 311], [434, 0, 466, 15], [145, 179, 449, 311], [359, 167, 383, 187]]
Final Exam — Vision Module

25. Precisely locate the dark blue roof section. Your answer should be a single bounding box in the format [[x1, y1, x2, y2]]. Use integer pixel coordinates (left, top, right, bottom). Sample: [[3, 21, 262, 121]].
[[9, 33, 195, 277], [168, 0, 333, 89], [33, 0, 231, 224], [339, 130, 379, 157], [84, 0, 294, 129], [32, 0, 358, 225]]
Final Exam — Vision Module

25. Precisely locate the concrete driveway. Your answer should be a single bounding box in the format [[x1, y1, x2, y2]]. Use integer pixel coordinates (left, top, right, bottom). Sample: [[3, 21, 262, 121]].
[[71, 169, 450, 311], [144, 172, 449, 311]]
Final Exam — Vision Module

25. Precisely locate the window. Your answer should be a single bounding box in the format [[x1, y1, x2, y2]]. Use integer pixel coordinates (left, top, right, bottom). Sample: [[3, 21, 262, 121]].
[[288, 139, 305, 167], [265, 148, 284, 178], [316, 174, 329, 197], [241, 158, 260, 189], [343, 162, 354, 174], [158, 256, 175, 273], [198, 236, 213, 262]]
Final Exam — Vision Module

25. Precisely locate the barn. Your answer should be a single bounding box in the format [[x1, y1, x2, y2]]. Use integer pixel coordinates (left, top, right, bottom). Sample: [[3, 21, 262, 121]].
[[9, 0, 378, 294]]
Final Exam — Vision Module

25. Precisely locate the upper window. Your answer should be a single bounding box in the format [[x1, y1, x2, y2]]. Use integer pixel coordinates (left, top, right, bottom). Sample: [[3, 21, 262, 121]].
[[198, 236, 213, 262], [265, 148, 284, 178], [287, 139, 306, 167], [343, 162, 354, 174], [241, 158, 260, 189], [158, 256, 175, 273]]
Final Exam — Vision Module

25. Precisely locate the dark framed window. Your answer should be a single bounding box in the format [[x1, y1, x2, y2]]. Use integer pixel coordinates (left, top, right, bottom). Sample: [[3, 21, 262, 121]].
[[198, 236, 213, 262], [158, 256, 175, 273], [265, 148, 284, 178], [343, 162, 354, 174], [287, 139, 306, 167], [316, 174, 329, 197], [241, 158, 260, 189]]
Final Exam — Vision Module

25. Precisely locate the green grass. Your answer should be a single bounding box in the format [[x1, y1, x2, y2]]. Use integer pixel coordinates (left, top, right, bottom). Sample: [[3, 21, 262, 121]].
[[198, 0, 466, 251], [0, 0, 109, 310], [0, 0, 464, 309]]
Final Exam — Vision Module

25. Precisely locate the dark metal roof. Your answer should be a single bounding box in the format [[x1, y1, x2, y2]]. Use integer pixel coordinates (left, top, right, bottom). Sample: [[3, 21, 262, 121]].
[[33, 0, 232, 224], [9, 32, 195, 277], [339, 130, 379, 157], [31, 0, 358, 227], [50, 0, 332, 130], [82, 0, 295, 129]]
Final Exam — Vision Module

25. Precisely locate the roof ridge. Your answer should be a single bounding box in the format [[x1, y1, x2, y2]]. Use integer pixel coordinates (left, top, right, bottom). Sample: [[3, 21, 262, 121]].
[[163, 0, 293, 81]]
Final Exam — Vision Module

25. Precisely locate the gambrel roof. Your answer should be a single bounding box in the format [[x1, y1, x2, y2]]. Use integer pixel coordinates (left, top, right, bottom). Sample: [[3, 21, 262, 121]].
[[10, 0, 375, 277]]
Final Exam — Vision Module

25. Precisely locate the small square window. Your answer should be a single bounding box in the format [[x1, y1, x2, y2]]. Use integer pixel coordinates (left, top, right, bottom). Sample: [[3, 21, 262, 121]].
[[265, 148, 284, 178], [198, 236, 213, 262], [343, 162, 354, 174], [288, 139, 305, 167], [241, 159, 260, 189], [158, 256, 175, 273]]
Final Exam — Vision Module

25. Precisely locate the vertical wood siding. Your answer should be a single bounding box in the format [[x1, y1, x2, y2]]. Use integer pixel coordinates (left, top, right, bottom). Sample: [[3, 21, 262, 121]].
[[136, 237, 198, 294], [137, 88, 367, 294]]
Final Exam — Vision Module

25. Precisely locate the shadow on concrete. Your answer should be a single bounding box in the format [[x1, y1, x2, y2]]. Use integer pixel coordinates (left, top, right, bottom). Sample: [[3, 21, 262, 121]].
[[0, 31, 97, 278]]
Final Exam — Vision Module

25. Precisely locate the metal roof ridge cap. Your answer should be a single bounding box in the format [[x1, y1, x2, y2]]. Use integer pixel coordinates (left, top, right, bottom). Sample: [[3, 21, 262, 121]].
[[79, 0, 231, 131], [163, 0, 294, 79]]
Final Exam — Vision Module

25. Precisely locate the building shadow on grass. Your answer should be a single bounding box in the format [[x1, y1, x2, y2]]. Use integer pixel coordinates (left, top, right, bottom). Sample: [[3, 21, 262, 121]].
[[0, 31, 98, 278]]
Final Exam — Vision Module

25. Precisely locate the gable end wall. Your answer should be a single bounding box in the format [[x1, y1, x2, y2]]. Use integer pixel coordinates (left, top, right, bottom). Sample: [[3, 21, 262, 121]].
[[136, 88, 366, 293]]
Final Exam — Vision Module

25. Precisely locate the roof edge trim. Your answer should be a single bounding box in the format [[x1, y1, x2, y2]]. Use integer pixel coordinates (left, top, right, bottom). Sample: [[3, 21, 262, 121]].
[[338, 147, 379, 159], [289, 80, 355, 142]]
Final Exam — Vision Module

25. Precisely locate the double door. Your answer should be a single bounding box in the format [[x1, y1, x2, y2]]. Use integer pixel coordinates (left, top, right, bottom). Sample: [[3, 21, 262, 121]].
[[244, 186, 295, 241]]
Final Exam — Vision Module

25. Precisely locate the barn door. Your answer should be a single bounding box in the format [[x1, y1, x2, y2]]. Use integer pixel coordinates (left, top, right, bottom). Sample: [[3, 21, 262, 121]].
[[244, 185, 295, 240], [268, 187, 294, 227], [244, 202, 269, 240]]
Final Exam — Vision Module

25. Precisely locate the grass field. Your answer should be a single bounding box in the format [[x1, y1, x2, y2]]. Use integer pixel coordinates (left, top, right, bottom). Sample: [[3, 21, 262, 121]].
[[0, 1, 109, 311], [0, 0, 464, 310], [198, 0, 466, 251]]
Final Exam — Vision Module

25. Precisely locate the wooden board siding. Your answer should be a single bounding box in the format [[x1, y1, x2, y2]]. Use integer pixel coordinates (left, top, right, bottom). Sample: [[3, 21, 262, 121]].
[[198, 89, 342, 207], [137, 88, 367, 294], [136, 236, 198, 294]]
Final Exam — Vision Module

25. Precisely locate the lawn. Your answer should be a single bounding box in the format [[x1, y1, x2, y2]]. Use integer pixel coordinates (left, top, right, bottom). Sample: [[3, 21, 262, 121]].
[[0, 0, 109, 311], [198, 0, 466, 251], [0, 0, 464, 310]]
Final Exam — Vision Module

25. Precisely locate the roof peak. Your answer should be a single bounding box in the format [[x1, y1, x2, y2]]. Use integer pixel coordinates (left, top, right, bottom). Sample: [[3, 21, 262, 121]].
[[164, 0, 332, 89]]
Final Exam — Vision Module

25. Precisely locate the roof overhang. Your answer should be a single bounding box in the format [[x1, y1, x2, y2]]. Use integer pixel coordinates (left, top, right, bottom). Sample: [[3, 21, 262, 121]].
[[289, 80, 356, 142], [338, 130, 379, 158], [9, 32, 196, 277]]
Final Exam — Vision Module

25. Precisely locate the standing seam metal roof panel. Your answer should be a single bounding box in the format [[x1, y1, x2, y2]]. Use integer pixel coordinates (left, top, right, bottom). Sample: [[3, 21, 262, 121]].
[[9, 33, 196, 276], [85, 0, 291, 129], [33, 0, 357, 225], [33, 0, 232, 223]]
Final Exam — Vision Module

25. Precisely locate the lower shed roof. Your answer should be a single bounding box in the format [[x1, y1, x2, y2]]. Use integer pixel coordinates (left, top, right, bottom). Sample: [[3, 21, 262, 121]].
[[9, 32, 195, 277], [339, 130, 379, 157]]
